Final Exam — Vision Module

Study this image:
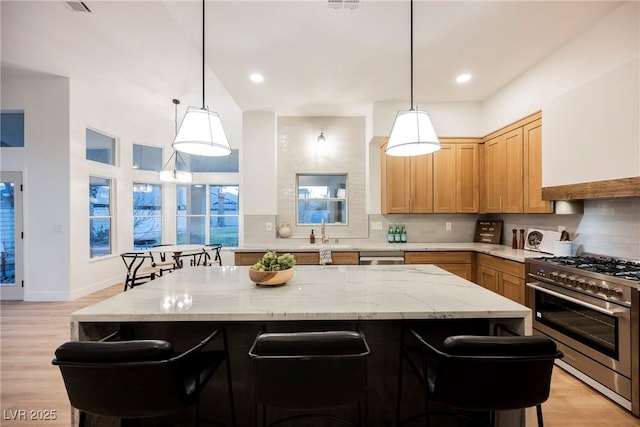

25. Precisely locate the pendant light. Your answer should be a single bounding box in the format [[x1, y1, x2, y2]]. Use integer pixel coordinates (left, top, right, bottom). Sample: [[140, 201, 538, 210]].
[[385, 0, 440, 157], [160, 99, 193, 183], [172, 0, 231, 157]]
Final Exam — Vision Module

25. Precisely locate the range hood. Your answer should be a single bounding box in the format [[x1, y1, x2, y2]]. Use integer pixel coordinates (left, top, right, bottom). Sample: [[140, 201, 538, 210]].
[[543, 176, 640, 202]]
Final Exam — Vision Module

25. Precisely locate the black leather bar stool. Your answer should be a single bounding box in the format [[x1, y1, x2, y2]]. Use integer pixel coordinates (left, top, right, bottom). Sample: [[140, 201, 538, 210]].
[[53, 327, 236, 427], [248, 330, 370, 427], [396, 324, 563, 427]]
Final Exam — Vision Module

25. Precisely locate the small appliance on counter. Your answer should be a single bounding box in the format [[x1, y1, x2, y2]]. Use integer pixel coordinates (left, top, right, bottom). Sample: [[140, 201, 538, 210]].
[[523, 228, 562, 254]]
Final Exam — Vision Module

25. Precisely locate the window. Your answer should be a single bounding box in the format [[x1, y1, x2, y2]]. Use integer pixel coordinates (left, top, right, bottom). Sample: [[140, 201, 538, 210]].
[[133, 183, 162, 250], [176, 184, 239, 247], [133, 144, 162, 171], [297, 174, 347, 225], [210, 185, 239, 247], [176, 185, 206, 244], [0, 112, 25, 147], [180, 149, 240, 172], [89, 176, 112, 258], [86, 128, 116, 165]]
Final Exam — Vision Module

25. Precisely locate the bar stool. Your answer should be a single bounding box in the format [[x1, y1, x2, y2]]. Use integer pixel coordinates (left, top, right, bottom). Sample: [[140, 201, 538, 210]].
[[395, 324, 563, 427], [53, 327, 236, 427], [248, 330, 370, 427]]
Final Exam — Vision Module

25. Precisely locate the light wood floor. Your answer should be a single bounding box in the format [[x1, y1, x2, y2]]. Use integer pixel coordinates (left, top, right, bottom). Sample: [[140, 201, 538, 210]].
[[1, 285, 639, 427]]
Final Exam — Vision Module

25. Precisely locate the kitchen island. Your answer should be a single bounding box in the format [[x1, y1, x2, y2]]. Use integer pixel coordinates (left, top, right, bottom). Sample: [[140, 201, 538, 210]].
[[71, 265, 532, 426]]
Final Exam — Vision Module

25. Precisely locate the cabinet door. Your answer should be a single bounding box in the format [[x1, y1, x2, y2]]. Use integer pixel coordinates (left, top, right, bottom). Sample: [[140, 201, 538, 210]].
[[523, 119, 552, 213], [382, 153, 411, 213], [457, 144, 479, 213], [433, 144, 457, 213], [484, 135, 505, 212], [437, 263, 473, 281], [477, 265, 500, 293], [503, 128, 524, 213], [410, 154, 433, 213], [501, 273, 525, 305]]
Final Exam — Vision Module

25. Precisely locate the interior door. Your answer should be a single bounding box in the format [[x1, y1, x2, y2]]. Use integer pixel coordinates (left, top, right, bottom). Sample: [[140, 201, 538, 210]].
[[0, 171, 23, 300]]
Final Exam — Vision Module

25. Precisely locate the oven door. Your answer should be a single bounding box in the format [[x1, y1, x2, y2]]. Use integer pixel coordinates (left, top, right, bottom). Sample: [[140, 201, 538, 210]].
[[526, 281, 631, 378]]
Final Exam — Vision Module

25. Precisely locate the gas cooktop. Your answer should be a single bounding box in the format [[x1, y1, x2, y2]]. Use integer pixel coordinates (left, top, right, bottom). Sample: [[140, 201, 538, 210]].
[[539, 256, 640, 283]]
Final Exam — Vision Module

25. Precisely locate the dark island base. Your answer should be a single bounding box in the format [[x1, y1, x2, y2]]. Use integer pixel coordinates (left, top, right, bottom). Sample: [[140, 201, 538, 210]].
[[77, 318, 525, 427]]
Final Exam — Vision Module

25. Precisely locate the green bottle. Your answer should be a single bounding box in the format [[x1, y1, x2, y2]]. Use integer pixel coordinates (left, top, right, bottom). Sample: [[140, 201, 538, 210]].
[[387, 224, 395, 243], [394, 223, 401, 242], [400, 224, 407, 243]]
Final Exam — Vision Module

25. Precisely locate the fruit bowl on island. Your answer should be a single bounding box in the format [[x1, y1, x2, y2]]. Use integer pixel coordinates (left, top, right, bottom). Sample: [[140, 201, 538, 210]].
[[249, 252, 296, 286]]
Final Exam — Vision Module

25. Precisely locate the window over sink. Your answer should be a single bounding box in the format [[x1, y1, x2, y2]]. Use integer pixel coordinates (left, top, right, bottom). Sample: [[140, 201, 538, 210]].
[[296, 174, 347, 225]]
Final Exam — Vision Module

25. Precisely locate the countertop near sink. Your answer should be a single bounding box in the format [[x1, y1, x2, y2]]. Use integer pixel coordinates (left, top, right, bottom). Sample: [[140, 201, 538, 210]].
[[233, 242, 550, 263]]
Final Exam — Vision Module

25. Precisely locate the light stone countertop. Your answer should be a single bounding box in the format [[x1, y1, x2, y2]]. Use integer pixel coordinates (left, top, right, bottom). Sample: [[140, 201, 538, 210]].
[[234, 242, 550, 263], [71, 265, 531, 331]]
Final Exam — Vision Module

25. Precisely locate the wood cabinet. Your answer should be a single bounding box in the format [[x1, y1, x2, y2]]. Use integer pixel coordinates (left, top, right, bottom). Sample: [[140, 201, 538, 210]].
[[381, 141, 433, 213], [235, 251, 359, 266], [523, 119, 552, 213], [404, 251, 474, 281], [475, 253, 525, 304], [482, 111, 549, 214], [433, 141, 479, 213], [483, 128, 523, 213]]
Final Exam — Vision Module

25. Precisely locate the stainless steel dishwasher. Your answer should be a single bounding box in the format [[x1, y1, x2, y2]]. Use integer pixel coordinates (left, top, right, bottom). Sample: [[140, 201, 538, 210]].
[[358, 251, 405, 265]]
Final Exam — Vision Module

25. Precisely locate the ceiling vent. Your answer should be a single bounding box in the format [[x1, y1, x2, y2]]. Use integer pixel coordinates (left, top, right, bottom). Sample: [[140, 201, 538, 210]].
[[64, 1, 91, 13], [328, 0, 359, 10]]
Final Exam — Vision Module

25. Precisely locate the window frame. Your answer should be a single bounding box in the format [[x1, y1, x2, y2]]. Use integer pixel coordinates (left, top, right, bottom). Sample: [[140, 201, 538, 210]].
[[86, 127, 118, 166], [132, 182, 163, 250], [296, 173, 348, 226], [89, 175, 114, 259]]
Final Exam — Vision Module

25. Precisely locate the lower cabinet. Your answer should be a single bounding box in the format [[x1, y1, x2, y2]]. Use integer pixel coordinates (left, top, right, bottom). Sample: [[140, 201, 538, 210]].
[[404, 252, 474, 281], [475, 253, 525, 304], [235, 251, 359, 266]]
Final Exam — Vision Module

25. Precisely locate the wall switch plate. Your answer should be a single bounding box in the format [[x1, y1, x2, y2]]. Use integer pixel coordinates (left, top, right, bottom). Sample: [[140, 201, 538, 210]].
[[445, 222, 452, 231], [266, 222, 272, 231], [371, 221, 382, 230]]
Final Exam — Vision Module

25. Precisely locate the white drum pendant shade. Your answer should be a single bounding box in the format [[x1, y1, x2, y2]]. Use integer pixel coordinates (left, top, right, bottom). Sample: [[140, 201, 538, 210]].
[[385, 109, 440, 156], [173, 107, 231, 157]]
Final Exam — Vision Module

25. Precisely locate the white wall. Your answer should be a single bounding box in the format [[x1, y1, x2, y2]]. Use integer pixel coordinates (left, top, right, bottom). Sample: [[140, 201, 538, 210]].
[[242, 112, 277, 215], [1, 76, 71, 301], [482, 1, 639, 185]]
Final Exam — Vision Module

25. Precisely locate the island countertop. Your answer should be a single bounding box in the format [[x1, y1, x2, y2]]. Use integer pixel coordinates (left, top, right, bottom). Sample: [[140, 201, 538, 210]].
[[71, 265, 531, 329]]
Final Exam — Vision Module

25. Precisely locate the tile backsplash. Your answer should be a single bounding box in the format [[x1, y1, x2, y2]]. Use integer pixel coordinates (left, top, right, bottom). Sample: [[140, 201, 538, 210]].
[[244, 198, 640, 261]]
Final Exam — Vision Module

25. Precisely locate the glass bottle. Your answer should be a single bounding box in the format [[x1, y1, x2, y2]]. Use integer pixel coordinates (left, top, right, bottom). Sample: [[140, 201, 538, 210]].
[[400, 224, 407, 243], [394, 223, 401, 242], [387, 224, 395, 243]]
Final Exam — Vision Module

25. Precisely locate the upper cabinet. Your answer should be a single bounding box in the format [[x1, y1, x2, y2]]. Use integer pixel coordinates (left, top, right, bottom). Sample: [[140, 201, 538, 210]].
[[481, 112, 550, 214], [523, 119, 552, 213], [380, 112, 550, 215], [381, 138, 480, 214], [433, 140, 480, 213], [380, 143, 433, 213]]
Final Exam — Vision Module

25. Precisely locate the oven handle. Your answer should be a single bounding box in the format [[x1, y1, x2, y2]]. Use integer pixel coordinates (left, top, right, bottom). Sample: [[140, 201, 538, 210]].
[[526, 282, 627, 317]]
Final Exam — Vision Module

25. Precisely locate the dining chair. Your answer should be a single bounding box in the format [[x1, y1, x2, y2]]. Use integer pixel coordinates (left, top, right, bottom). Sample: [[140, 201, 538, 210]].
[[395, 324, 563, 427], [120, 252, 162, 291], [53, 327, 236, 427], [192, 244, 223, 267]]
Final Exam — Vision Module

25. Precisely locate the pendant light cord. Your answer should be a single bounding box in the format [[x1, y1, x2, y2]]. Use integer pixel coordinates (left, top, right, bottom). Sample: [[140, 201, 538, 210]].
[[410, 0, 414, 110], [202, 0, 206, 110]]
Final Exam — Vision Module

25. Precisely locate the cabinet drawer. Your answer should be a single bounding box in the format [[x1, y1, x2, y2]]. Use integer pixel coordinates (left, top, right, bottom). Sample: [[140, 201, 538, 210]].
[[405, 251, 473, 265], [476, 253, 524, 278]]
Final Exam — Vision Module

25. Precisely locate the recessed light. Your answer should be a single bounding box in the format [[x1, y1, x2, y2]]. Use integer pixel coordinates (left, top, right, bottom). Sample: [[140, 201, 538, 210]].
[[250, 73, 264, 83], [456, 73, 472, 84]]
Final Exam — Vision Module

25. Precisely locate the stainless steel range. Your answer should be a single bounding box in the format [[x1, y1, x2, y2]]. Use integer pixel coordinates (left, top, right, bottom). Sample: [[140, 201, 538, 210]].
[[526, 255, 640, 416]]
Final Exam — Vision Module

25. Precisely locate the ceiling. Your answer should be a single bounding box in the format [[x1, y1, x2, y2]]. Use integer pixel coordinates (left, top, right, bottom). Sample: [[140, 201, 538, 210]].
[[0, 0, 625, 140]]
